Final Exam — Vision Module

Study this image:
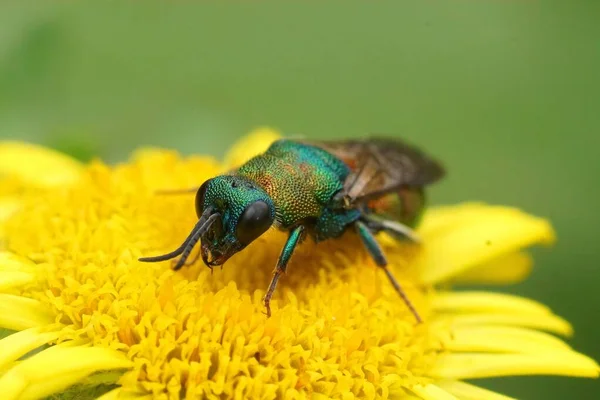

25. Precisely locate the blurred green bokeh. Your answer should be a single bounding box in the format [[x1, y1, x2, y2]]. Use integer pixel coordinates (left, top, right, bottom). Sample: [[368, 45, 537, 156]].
[[1, 1, 598, 398]]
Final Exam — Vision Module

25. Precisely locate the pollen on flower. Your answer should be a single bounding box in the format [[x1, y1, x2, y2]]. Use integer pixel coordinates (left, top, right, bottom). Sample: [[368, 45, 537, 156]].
[[0, 130, 598, 400]]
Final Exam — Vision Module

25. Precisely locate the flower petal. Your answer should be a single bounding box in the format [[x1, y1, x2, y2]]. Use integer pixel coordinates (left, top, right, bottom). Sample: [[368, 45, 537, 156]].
[[449, 252, 533, 285], [0, 252, 36, 288], [429, 352, 600, 379], [437, 326, 572, 354], [223, 127, 281, 169], [0, 252, 35, 271], [432, 291, 553, 316], [0, 141, 83, 188], [431, 291, 573, 335], [418, 203, 491, 235], [0, 252, 36, 291], [0, 327, 59, 371], [0, 295, 55, 331], [435, 312, 573, 337], [416, 204, 555, 284], [0, 344, 132, 400], [436, 380, 516, 400], [410, 383, 459, 400], [97, 388, 154, 400], [0, 271, 36, 292]]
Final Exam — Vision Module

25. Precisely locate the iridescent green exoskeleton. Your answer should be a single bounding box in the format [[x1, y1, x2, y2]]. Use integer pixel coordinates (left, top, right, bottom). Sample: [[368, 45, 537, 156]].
[[139, 137, 444, 322]]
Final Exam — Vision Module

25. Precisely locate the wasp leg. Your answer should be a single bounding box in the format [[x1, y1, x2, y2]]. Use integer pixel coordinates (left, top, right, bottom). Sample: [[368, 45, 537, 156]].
[[263, 225, 306, 317], [361, 215, 421, 244], [355, 220, 422, 323]]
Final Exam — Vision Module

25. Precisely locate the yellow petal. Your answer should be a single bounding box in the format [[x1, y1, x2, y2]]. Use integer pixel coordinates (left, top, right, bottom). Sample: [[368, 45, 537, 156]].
[[96, 388, 153, 400], [432, 291, 553, 316], [398, 395, 423, 400], [0, 294, 55, 331], [432, 291, 574, 335], [223, 127, 282, 169], [0, 252, 35, 272], [438, 325, 572, 354], [0, 345, 132, 400], [436, 312, 573, 337], [0, 271, 36, 292], [0, 141, 83, 188], [0, 327, 60, 371], [429, 352, 600, 379], [437, 380, 516, 400], [418, 203, 492, 235], [449, 252, 533, 285], [410, 383, 459, 400], [0, 253, 37, 291], [416, 204, 555, 284]]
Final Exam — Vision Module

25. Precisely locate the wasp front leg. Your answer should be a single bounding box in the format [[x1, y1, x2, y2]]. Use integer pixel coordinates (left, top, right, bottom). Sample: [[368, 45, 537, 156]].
[[355, 220, 422, 323], [263, 225, 306, 317]]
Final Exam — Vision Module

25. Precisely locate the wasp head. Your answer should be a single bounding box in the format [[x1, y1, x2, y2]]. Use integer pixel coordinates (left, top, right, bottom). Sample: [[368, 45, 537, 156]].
[[139, 175, 276, 270], [196, 175, 276, 266]]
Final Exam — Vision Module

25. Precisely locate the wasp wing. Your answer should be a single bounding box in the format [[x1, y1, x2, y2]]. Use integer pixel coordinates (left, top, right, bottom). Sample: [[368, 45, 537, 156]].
[[301, 137, 445, 205]]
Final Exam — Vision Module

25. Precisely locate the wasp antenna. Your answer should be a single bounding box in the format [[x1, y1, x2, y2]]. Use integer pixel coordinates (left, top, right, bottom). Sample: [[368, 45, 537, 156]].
[[139, 207, 215, 263], [173, 213, 220, 270]]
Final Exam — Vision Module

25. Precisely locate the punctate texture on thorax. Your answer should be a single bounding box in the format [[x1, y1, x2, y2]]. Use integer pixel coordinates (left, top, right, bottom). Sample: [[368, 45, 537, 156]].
[[236, 140, 349, 228]]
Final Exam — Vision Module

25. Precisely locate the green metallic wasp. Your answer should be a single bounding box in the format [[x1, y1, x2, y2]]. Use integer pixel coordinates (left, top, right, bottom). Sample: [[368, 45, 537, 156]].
[[139, 137, 444, 322]]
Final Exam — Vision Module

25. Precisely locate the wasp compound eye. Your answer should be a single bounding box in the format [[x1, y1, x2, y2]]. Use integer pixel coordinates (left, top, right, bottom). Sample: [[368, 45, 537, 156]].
[[194, 181, 210, 219], [235, 200, 273, 246]]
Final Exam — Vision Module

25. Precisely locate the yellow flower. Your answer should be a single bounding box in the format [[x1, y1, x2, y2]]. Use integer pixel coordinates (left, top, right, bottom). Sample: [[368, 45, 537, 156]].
[[0, 130, 597, 400]]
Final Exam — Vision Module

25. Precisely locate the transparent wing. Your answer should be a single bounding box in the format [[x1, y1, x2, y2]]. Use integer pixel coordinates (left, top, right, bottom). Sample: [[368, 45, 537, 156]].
[[302, 137, 445, 204]]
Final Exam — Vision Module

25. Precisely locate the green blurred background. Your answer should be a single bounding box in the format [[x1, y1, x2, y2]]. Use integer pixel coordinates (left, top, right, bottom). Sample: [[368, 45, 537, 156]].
[[1, 1, 598, 398]]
